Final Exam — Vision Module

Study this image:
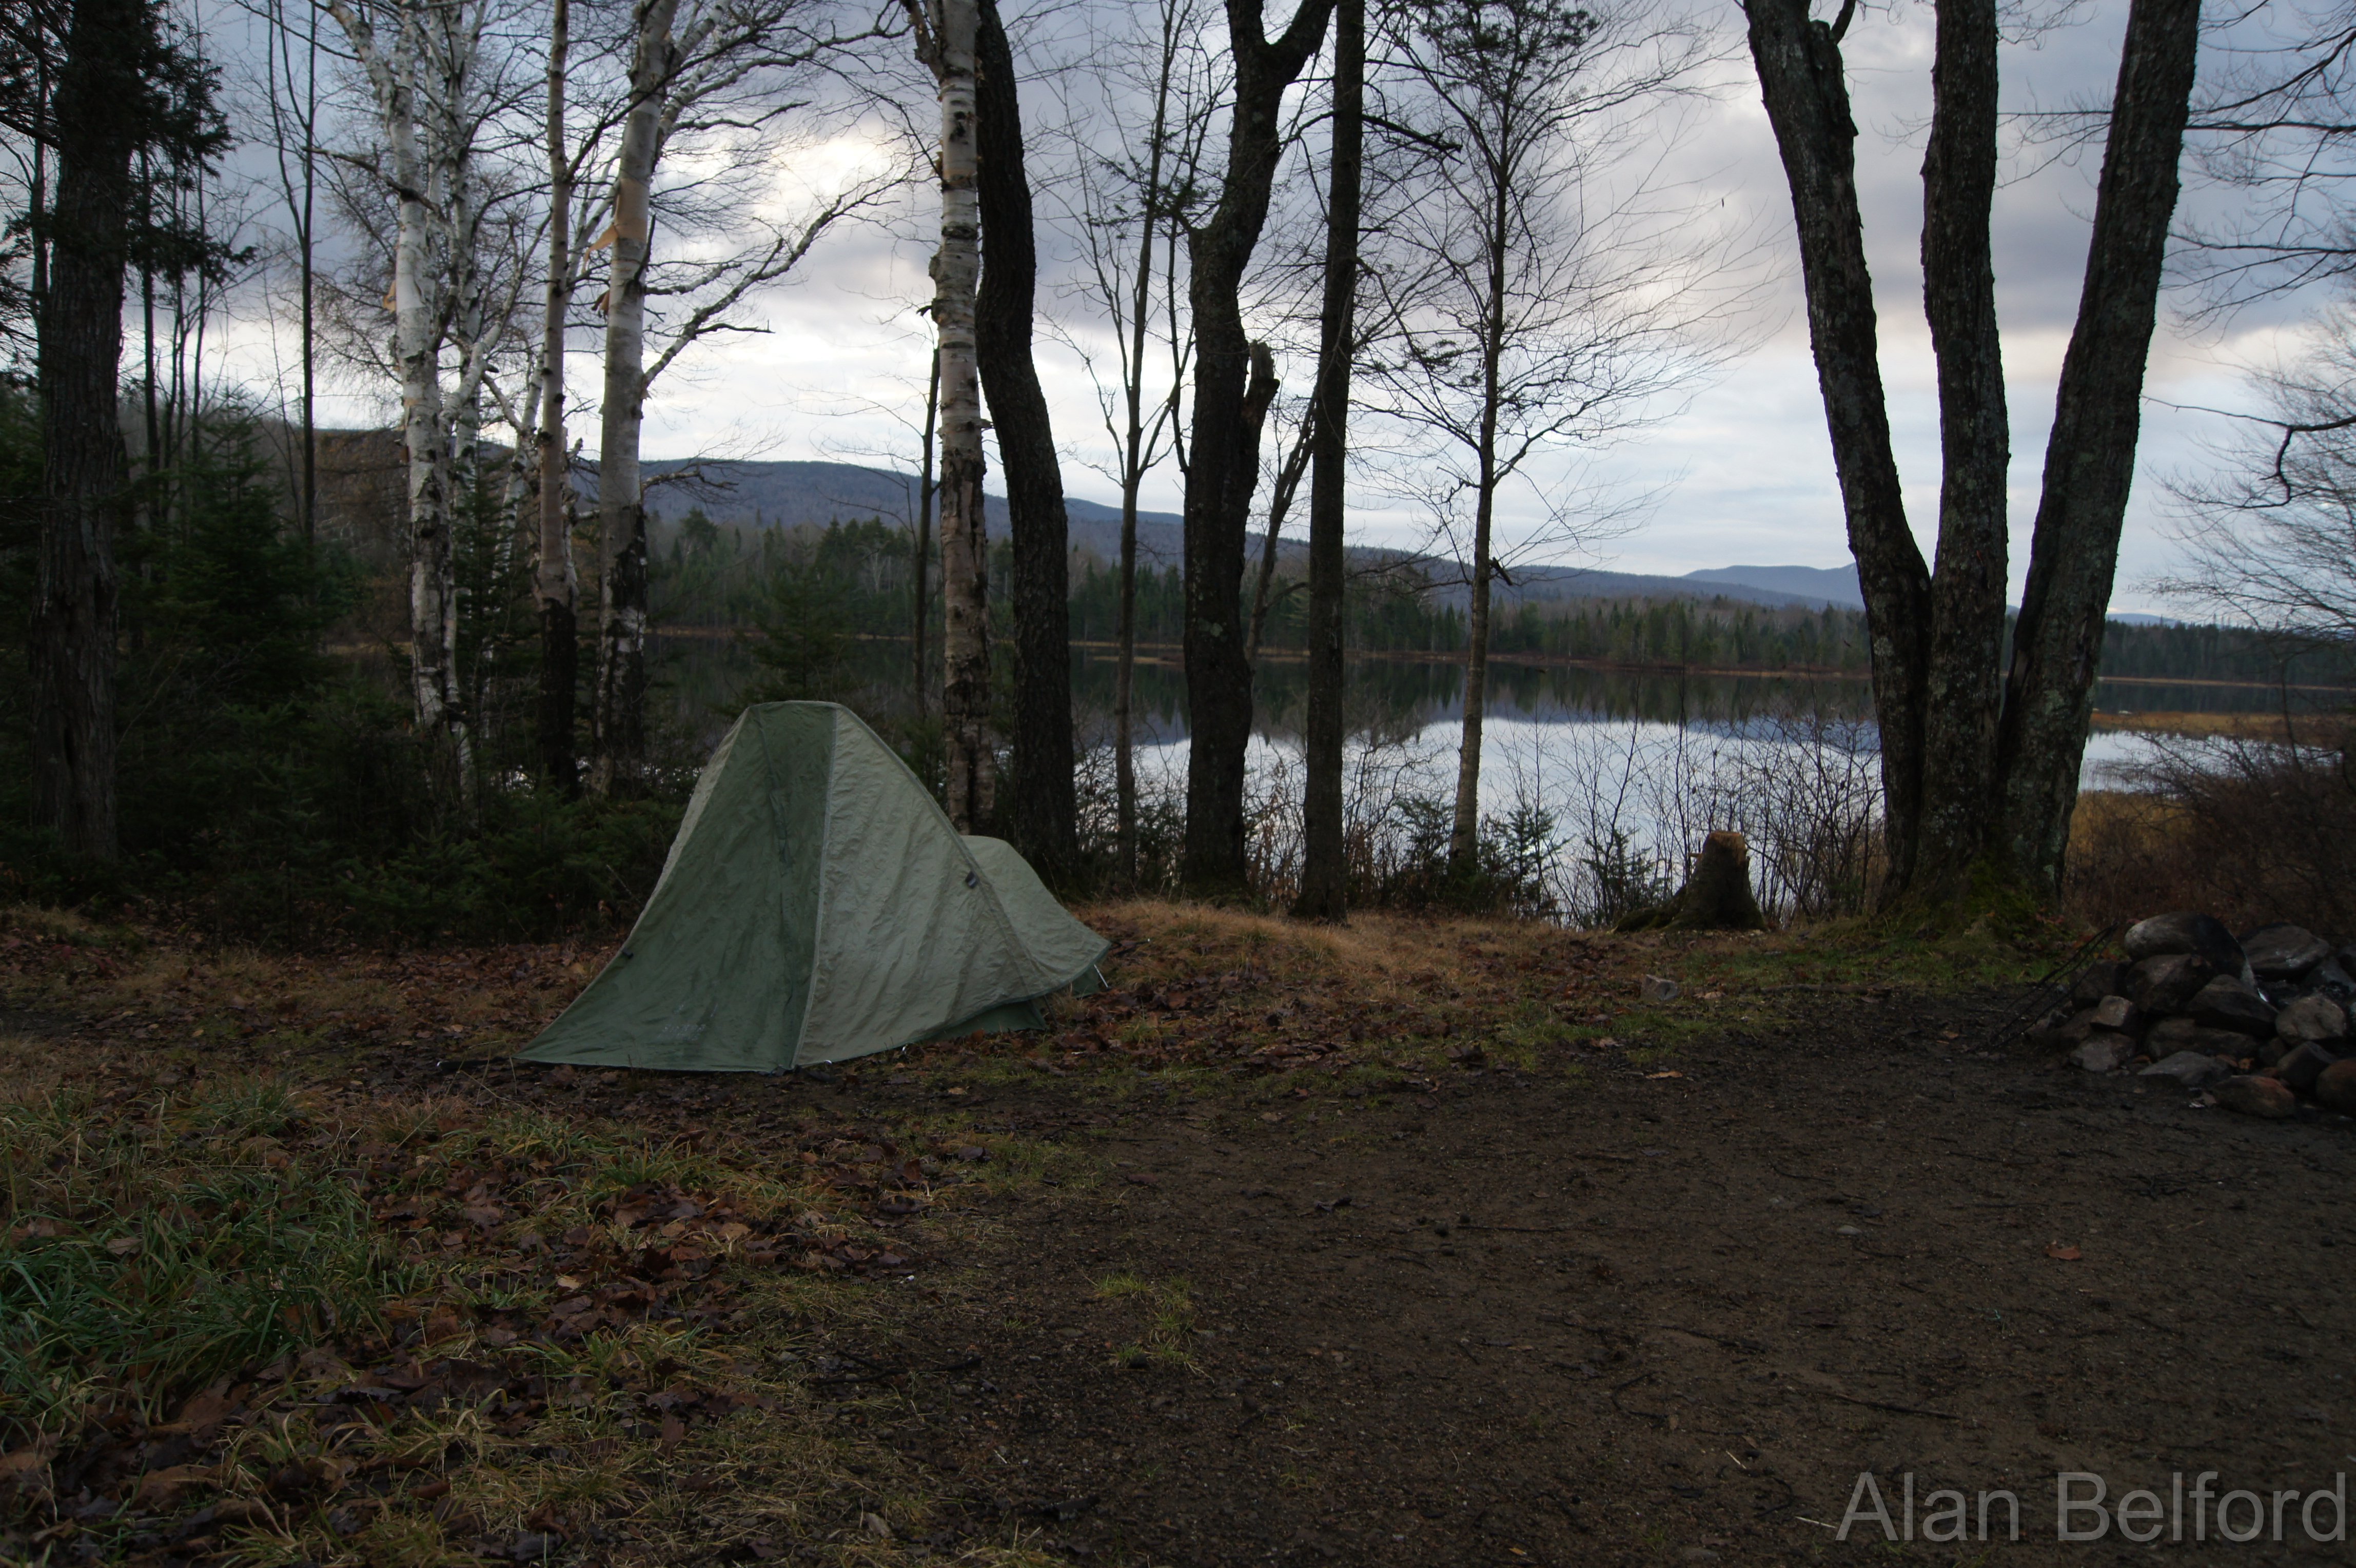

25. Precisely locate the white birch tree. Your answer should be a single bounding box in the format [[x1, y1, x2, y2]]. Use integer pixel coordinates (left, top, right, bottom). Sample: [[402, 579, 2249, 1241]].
[[584, 0, 897, 795], [905, 0, 989, 827]]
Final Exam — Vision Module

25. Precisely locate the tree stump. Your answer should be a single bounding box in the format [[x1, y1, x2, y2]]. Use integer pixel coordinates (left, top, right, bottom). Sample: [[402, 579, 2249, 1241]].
[[1616, 831, 1768, 932]]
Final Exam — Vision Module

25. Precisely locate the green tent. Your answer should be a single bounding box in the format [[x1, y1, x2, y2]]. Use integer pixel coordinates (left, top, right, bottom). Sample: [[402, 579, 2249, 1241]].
[[521, 702, 1107, 1072]]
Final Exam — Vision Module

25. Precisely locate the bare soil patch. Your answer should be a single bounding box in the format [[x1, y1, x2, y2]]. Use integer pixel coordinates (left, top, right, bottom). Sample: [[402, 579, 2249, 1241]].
[[806, 995, 2355, 1565]]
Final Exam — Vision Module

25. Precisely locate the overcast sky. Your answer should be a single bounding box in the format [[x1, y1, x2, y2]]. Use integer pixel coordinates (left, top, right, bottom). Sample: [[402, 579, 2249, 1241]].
[[252, 0, 2335, 616]]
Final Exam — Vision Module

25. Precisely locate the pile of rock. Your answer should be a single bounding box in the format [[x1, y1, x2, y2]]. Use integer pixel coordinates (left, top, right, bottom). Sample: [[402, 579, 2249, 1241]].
[[2035, 911, 2356, 1120]]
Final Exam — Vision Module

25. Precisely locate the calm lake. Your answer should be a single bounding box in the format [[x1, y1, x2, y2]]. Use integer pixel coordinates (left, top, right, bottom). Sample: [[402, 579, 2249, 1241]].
[[649, 632, 2289, 801]]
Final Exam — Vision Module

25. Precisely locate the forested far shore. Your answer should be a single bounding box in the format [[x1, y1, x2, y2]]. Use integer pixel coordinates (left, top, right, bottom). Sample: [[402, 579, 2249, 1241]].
[[637, 511, 2356, 689]]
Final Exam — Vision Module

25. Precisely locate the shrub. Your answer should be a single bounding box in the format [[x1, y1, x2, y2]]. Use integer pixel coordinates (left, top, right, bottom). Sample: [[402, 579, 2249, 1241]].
[[2066, 726, 2356, 939]]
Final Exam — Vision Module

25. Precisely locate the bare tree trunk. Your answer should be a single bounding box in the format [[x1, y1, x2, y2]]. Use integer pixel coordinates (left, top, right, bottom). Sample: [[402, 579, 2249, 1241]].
[[913, 344, 938, 714], [1444, 99, 1516, 880], [140, 183, 158, 502], [29, 49, 48, 318], [32, 0, 143, 861], [536, 0, 578, 795], [1447, 473, 1496, 872], [588, 0, 677, 798], [1915, 0, 2008, 887], [1244, 422, 1311, 666], [300, 12, 317, 549], [1294, 0, 1362, 920], [1179, 0, 1337, 897], [1739, 0, 1930, 897], [1112, 1, 1184, 887], [1996, 0, 2201, 891], [975, 0, 1076, 878], [929, 0, 993, 830], [1113, 364, 1148, 881]]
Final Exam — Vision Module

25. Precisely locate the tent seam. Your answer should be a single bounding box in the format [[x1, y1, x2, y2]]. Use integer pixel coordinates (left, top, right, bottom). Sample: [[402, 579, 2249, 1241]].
[[830, 708, 1049, 1027], [790, 705, 837, 1069]]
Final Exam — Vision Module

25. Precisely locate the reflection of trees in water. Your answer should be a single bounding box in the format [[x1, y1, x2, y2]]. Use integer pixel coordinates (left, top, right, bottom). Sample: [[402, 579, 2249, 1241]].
[[645, 635, 2286, 761], [1229, 656, 1880, 739], [2088, 678, 2327, 715]]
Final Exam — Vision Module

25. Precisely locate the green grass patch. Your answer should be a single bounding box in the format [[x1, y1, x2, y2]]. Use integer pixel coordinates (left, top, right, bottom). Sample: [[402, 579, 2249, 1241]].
[[0, 1080, 421, 1446], [1091, 1271, 1198, 1367]]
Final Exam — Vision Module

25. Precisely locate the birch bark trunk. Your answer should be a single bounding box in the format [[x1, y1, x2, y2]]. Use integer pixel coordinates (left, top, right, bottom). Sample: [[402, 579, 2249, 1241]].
[[929, 0, 993, 831], [327, 1, 466, 787], [536, 0, 579, 794], [588, 0, 677, 798]]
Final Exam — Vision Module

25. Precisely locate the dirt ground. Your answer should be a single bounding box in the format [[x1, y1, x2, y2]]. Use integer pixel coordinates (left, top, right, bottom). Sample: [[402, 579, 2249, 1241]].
[[794, 992, 2354, 1566], [3, 906, 2350, 1565]]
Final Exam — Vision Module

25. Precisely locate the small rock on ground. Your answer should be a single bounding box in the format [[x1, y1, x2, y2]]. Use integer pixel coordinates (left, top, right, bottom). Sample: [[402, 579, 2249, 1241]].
[[2211, 1075, 2298, 1120], [2072, 1032, 2135, 1073], [2141, 1050, 2230, 1090]]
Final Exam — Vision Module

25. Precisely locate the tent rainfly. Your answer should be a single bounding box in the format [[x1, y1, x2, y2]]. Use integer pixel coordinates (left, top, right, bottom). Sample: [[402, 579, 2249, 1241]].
[[521, 702, 1108, 1072]]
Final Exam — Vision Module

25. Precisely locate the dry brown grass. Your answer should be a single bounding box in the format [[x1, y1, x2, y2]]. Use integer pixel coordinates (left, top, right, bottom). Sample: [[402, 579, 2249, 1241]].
[[2064, 738, 2356, 937]]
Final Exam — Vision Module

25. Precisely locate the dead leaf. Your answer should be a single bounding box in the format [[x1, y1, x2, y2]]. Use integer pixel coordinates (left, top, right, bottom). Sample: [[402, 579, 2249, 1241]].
[[175, 1384, 234, 1434], [136, 1464, 215, 1506], [2046, 1242, 2082, 1261]]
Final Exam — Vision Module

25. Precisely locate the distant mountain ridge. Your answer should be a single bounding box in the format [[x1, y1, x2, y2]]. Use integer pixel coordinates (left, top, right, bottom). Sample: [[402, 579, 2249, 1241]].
[[640, 458, 1189, 567], [637, 459, 1860, 611], [635, 458, 2175, 621], [1681, 563, 1863, 610]]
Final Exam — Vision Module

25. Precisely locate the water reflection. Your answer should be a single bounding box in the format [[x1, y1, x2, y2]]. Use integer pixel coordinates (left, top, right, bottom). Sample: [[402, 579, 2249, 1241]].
[[644, 633, 2291, 754]]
